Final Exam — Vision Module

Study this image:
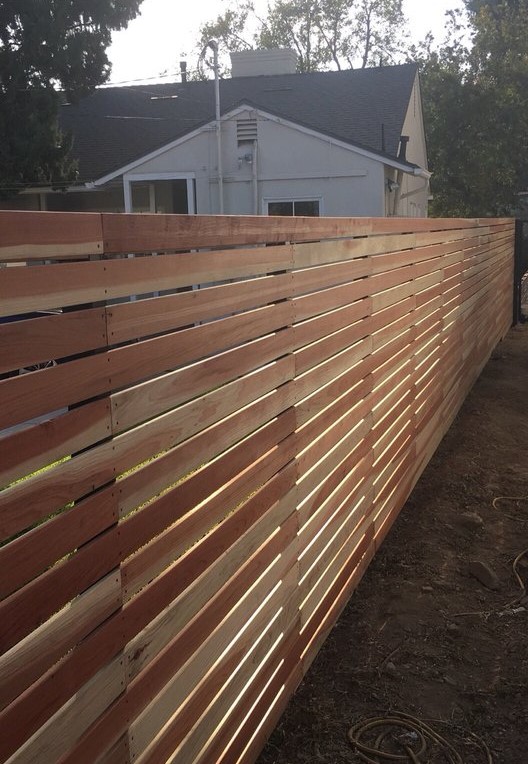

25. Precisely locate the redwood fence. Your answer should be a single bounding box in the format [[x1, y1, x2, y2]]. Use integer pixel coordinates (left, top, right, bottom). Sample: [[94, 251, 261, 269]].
[[0, 211, 514, 764]]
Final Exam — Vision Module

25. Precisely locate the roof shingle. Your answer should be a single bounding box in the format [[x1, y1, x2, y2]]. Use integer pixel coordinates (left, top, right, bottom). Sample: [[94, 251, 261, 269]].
[[59, 63, 418, 182]]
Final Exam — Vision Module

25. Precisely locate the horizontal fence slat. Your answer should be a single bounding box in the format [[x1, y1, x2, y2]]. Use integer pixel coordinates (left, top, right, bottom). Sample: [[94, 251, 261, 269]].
[[0, 397, 111, 488], [101, 213, 497, 254], [49, 505, 299, 764], [6, 656, 125, 764], [0, 245, 294, 318], [0, 485, 117, 601], [111, 330, 293, 434], [0, 211, 103, 261], [0, 301, 294, 431], [0, 571, 121, 708], [106, 272, 293, 345], [0, 308, 107, 375]]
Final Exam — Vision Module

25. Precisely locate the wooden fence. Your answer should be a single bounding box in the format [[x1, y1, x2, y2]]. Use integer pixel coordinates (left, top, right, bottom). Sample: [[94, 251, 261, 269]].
[[0, 211, 514, 764]]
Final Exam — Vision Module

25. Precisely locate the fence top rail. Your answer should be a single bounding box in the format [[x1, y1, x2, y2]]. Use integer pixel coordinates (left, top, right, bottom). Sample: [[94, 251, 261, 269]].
[[0, 210, 514, 261], [0, 211, 104, 260]]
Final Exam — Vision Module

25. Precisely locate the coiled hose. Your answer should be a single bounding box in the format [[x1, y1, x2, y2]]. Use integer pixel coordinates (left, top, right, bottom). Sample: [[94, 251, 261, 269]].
[[348, 711, 493, 763]]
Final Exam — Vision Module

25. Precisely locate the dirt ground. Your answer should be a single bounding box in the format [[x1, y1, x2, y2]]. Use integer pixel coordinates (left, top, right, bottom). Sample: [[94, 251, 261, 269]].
[[257, 324, 528, 764]]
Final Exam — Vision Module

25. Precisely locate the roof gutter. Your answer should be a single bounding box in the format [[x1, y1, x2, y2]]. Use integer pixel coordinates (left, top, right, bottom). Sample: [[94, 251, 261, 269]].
[[20, 182, 97, 195], [412, 167, 432, 179], [385, 160, 431, 178]]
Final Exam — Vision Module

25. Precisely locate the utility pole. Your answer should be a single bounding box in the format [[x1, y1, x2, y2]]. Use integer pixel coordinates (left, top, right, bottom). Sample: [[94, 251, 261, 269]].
[[203, 40, 224, 214]]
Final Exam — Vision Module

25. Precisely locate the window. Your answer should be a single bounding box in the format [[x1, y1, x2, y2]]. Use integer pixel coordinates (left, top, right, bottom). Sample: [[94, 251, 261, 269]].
[[267, 199, 320, 217]]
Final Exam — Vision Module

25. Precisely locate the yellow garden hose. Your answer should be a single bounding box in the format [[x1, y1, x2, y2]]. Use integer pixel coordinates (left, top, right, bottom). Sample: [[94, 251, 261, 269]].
[[348, 711, 493, 763]]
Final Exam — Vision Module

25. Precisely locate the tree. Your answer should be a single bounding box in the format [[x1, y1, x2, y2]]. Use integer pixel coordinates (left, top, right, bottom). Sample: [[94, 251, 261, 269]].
[[417, 2, 528, 217], [0, 0, 142, 196], [197, 0, 407, 75]]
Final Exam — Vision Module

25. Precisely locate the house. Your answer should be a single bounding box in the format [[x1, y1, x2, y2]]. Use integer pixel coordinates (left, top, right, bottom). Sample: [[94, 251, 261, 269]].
[[5, 51, 430, 217]]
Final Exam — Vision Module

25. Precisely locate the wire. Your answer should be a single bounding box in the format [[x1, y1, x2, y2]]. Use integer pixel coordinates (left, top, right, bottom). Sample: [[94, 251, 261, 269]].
[[348, 711, 492, 763], [506, 548, 528, 608], [492, 495, 528, 510], [99, 68, 204, 88], [450, 493, 528, 618]]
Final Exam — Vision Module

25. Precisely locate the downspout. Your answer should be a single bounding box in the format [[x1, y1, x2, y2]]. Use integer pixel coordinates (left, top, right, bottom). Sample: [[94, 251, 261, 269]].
[[393, 135, 409, 217], [392, 170, 403, 216], [204, 40, 224, 214], [252, 140, 258, 215], [123, 177, 132, 213]]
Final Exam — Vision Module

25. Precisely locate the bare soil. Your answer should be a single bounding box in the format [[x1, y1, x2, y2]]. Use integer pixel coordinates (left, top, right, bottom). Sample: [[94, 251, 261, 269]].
[[257, 324, 528, 764]]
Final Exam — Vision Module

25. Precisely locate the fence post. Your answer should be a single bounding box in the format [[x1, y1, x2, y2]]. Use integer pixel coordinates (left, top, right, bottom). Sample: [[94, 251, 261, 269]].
[[513, 219, 526, 325]]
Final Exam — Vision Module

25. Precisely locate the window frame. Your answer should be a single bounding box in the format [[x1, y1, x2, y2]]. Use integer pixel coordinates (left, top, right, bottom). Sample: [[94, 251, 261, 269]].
[[263, 196, 323, 217]]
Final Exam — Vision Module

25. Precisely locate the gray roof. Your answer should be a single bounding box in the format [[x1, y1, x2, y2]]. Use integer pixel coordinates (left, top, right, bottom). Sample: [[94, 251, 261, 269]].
[[59, 63, 419, 183]]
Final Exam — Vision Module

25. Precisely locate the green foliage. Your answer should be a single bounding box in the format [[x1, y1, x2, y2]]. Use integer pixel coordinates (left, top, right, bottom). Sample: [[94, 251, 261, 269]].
[[417, 3, 528, 217], [0, 0, 142, 195], [197, 0, 407, 75]]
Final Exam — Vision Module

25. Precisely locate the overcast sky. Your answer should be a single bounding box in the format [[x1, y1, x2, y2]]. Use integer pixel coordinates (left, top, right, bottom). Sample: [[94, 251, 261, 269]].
[[107, 0, 462, 85]]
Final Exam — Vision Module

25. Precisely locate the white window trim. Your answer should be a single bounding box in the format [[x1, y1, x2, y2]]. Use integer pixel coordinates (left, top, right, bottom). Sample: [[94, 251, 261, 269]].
[[262, 196, 324, 216], [123, 172, 196, 214]]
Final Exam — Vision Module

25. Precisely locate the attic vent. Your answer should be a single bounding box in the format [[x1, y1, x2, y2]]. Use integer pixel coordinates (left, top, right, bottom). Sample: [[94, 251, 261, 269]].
[[237, 118, 258, 145]]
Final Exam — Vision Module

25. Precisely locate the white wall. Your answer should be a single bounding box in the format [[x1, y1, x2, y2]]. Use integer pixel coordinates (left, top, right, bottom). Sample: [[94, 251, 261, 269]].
[[126, 109, 387, 217], [393, 74, 429, 217]]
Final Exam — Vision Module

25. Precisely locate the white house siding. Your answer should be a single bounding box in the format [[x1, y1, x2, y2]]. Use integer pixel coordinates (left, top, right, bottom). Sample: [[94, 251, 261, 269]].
[[387, 74, 429, 218], [124, 109, 387, 218]]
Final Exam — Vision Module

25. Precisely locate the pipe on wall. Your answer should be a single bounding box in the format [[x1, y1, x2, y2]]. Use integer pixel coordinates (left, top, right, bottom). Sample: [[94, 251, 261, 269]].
[[202, 40, 224, 214], [392, 170, 404, 216], [252, 140, 258, 215]]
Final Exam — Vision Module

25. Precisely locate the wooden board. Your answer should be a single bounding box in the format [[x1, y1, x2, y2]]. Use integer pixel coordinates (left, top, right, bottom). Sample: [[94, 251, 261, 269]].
[[101, 213, 496, 254], [0, 245, 293, 318], [0, 308, 107, 375], [111, 330, 294, 434], [0, 527, 121, 654], [53, 509, 299, 764], [5, 657, 125, 764], [117, 413, 295, 591], [0, 398, 111, 488], [117, 382, 296, 518], [0, 572, 122, 709], [0, 301, 294, 431], [0, 485, 117, 600], [106, 272, 292, 345], [121, 435, 296, 600], [0, 211, 103, 261]]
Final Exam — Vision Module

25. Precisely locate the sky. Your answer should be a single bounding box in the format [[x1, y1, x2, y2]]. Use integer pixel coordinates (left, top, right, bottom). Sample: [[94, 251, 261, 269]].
[[107, 0, 462, 86]]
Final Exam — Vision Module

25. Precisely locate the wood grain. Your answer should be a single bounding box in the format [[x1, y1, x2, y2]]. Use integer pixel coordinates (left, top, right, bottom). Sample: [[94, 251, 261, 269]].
[[54, 512, 299, 764], [111, 329, 293, 433], [101, 212, 495, 254], [0, 244, 292, 317], [117, 382, 296, 518], [0, 211, 103, 261], [0, 527, 121, 656], [106, 272, 292, 344], [0, 485, 117, 601], [6, 656, 125, 764], [0, 301, 294, 431], [0, 398, 111, 489], [0, 308, 107, 375], [0, 572, 122, 709]]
